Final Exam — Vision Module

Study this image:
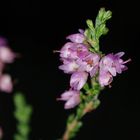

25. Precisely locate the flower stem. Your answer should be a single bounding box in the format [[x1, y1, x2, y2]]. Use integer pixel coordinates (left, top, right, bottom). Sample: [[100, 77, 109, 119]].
[[61, 79, 101, 140]]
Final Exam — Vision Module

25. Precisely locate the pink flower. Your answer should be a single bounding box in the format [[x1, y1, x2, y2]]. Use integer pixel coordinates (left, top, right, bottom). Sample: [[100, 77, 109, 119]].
[[100, 52, 131, 76], [77, 53, 100, 77], [66, 29, 85, 43], [0, 47, 16, 63], [59, 59, 79, 74], [59, 42, 90, 74], [64, 93, 80, 109], [70, 72, 88, 90], [114, 52, 131, 74], [99, 52, 131, 87], [58, 90, 80, 109], [60, 42, 89, 60], [0, 74, 13, 93], [60, 42, 77, 59], [98, 70, 113, 87], [99, 54, 117, 76]]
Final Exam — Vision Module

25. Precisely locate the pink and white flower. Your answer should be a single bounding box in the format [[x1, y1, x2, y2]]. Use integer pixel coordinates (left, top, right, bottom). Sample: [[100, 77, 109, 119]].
[[66, 29, 85, 43], [70, 72, 88, 90], [59, 59, 79, 74], [0, 74, 13, 93], [0, 47, 16, 63], [60, 42, 89, 60], [77, 53, 100, 77], [99, 52, 131, 87], [58, 90, 80, 109]]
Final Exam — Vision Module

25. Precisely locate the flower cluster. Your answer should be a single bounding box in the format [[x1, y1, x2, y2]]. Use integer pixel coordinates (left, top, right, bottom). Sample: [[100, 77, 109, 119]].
[[58, 30, 130, 109], [0, 37, 16, 93], [99, 52, 131, 87]]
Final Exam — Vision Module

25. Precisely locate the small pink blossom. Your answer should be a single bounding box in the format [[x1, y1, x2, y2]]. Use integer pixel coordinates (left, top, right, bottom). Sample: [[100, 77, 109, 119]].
[[99, 52, 131, 87], [98, 70, 113, 87], [66, 29, 85, 43], [77, 53, 100, 77], [58, 90, 80, 109], [60, 43, 89, 60], [0, 74, 13, 93], [99, 52, 131, 76], [64, 93, 80, 109], [99, 54, 117, 76], [60, 42, 76, 59], [59, 60, 79, 74], [114, 52, 131, 74], [0, 47, 16, 63], [70, 72, 88, 90]]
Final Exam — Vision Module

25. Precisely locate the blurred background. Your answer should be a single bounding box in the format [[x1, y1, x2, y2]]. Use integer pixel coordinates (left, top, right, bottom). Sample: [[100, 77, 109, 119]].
[[0, 0, 139, 139]]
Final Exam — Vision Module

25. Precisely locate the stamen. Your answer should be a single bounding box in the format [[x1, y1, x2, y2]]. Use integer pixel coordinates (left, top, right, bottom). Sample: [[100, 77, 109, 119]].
[[53, 50, 60, 53], [123, 58, 131, 64]]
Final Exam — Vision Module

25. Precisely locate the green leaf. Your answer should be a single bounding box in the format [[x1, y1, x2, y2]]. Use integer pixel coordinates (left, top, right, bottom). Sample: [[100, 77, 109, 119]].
[[89, 47, 95, 53], [14, 92, 32, 140], [95, 8, 112, 39], [103, 10, 112, 21], [75, 122, 82, 132], [14, 134, 24, 140], [86, 19, 94, 31], [93, 99, 100, 109], [14, 93, 26, 108], [83, 83, 89, 91], [99, 8, 105, 18], [84, 29, 91, 39], [17, 124, 30, 136], [77, 104, 85, 119], [69, 121, 83, 139], [67, 114, 75, 124]]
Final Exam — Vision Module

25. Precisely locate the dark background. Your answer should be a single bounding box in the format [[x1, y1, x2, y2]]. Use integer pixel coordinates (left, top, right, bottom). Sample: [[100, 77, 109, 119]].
[[0, 0, 139, 140]]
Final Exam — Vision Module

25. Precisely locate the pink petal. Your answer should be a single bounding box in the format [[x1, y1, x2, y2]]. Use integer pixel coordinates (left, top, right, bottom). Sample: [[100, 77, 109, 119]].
[[70, 72, 88, 90], [64, 93, 80, 109], [0, 74, 13, 93], [90, 65, 98, 77], [59, 60, 79, 74], [115, 52, 125, 57], [0, 47, 16, 63], [78, 29, 84, 34], [66, 33, 85, 43], [99, 71, 113, 87], [58, 90, 78, 101]]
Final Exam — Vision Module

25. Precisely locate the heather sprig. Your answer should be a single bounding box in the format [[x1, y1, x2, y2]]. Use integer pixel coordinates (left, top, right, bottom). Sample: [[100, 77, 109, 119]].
[[14, 93, 32, 140], [57, 8, 130, 140], [84, 8, 112, 52]]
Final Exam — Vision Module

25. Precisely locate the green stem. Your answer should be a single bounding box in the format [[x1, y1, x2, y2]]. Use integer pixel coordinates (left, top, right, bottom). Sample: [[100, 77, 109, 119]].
[[61, 79, 101, 140]]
